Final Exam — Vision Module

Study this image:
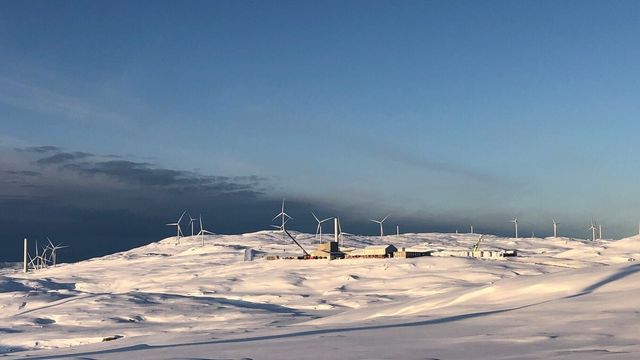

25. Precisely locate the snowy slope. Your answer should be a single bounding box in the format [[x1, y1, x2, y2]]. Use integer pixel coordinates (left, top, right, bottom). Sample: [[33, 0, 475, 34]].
[[1, 231, 639, 359]]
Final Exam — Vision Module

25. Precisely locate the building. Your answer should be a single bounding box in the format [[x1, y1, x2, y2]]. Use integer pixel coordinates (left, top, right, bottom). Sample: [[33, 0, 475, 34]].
[[347, 244, 398, 258], [432, 249, 518, 259], [394, 247, 432, 258], [310, 241, 345, 259]]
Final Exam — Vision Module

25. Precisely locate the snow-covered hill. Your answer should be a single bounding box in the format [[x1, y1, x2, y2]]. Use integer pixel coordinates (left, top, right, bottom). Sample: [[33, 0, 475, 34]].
[[1, 231, 639, 359]]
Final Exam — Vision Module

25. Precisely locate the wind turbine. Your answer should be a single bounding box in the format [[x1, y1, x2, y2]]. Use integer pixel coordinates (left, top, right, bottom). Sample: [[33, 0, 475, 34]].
[[552, 219, 559, 238], [312, 212, 333, 243], [195, 214, 215, 246], [599, 224, 603, 240], [47, 238, 68, 267], [511, 217, 519, 239], [336, 217, 352, 247], [166, 210, 186, 239], [588, 221, 597, 242], [188, 214, 198, 237], [35, 239, 42, 269], [29, 240, 51, 270], [272, 199, 292, 232], [370, 215, 389, 238], [270, 216, 291, 231]]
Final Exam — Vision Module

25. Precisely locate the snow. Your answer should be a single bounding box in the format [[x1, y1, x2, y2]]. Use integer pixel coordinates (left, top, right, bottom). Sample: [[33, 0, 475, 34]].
[[1, 231, 639, 359]]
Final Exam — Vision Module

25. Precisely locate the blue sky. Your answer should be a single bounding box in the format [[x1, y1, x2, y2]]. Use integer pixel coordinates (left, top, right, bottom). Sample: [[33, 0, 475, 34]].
[[2, 1, 640, 260]]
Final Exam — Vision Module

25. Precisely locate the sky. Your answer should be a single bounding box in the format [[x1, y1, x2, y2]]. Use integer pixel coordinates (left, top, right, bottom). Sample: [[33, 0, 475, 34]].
[[2, 0, 640, 262]]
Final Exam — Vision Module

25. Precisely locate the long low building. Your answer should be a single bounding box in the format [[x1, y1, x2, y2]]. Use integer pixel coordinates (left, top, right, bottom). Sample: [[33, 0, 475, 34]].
[[432, 249, 518, 258], [347, 245, 398, 258], [394, 247, 432, 258]]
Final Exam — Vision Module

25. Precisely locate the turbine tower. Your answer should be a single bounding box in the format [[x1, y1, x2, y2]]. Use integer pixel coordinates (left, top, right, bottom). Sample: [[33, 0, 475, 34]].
[[552, 219, 559, 238], [511, 217, 519, 239], [312, 212, 333, 243], [272, 199, 292, 232], [370, 215, 389, 238]]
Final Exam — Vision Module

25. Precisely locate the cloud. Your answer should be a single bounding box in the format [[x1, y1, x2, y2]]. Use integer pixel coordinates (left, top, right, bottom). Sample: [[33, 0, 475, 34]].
[[3, 170, 40, 177], [37, 151, 93, 164], [0, 145, 276, 262], [19, 145, 61, 153], [0, 76, 129, 124], [61, 159, 265, 193], [376, 146, 499, 184]]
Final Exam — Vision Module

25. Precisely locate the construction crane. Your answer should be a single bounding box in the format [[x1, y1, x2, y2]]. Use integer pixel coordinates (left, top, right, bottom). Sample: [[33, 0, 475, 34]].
[[472, 235, 485, 253], [283, 228, 310, 256]]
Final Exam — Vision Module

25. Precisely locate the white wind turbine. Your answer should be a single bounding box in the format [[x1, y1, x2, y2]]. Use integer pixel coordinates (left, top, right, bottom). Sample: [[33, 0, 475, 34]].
[[47, 238, 68, 267], [188, 214, 198, 237], [510, 217, 519, 239], [336, 217, 351, 247], [166, 210, 186, 239], [370, 215, 389, 238], [588, 221, 597, 242], [28, 240, 51, 271], [195, 214, 215, 247], [312, 212, 333, 243], [272, 199, 292, 232], [34, 240, 45, 269], [599, 223, 603, 240], [552, 219, 559, 238]]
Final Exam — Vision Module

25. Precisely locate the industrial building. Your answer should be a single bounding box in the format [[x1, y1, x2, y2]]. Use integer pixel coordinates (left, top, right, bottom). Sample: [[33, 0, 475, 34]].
[[310, 241, 345, 259], [432, 249, 517, 259], [394, 247, 432, 258], [347, 244, 398, 258]]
